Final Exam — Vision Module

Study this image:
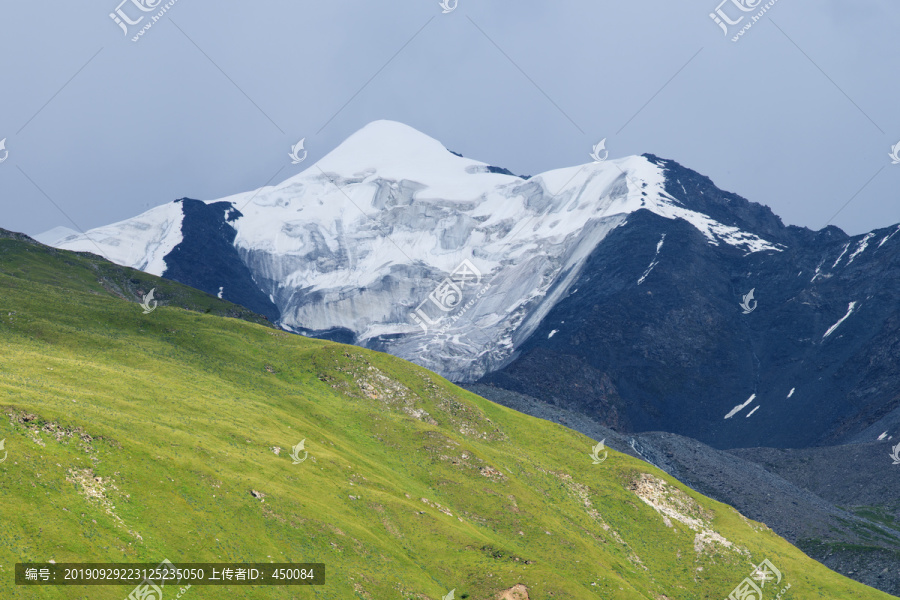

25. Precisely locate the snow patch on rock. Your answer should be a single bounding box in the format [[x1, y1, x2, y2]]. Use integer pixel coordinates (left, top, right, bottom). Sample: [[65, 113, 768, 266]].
[[823, 302, 857, 339], [725, 394, 756, 419]]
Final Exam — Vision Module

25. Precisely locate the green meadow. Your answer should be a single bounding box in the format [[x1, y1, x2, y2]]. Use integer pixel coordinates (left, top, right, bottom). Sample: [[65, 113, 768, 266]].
[[0, 231, 894, 599]]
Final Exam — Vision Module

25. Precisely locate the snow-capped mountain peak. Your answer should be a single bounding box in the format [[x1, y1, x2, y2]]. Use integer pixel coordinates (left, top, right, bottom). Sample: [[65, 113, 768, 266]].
[[311, 119, 518, 186], [45, 121, 787, 379]]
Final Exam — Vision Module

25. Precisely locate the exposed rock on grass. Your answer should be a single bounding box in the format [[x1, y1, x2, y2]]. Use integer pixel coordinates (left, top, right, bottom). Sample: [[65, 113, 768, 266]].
[[65, 468, 141, 540], [629, 473, 747, 557]]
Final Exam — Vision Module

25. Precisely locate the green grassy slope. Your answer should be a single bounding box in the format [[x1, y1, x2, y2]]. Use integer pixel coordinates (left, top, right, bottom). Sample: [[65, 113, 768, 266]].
[[0, 234, 895, 599], [0, 229, 272, 328]]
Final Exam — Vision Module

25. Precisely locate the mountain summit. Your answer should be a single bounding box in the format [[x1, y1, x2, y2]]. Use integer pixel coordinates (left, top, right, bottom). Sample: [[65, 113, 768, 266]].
[[315, 119, 517, 184]]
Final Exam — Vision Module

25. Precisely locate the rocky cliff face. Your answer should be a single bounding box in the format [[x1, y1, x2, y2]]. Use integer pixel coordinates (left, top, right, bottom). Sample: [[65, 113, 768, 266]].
[[481, 156, 900, 449]]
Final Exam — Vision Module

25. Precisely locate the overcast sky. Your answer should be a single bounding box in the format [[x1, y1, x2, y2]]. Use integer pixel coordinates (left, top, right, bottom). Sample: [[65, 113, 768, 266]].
[[1, 0, 898, 239]]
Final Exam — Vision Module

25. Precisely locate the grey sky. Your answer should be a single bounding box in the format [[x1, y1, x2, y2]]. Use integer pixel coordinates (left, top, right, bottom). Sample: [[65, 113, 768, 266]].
[[1, 0, 898, 239]]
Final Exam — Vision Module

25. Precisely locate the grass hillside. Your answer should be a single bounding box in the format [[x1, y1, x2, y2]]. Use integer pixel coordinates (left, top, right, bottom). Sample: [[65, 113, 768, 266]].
[[0, 229, 271, 328], [0, 231, 895, 599]]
